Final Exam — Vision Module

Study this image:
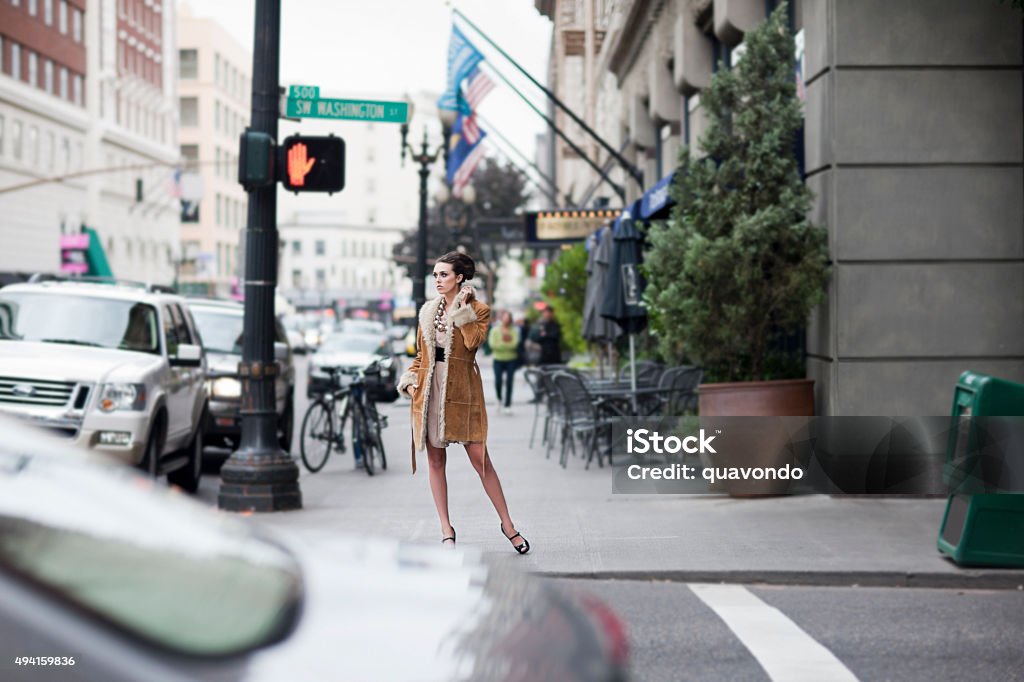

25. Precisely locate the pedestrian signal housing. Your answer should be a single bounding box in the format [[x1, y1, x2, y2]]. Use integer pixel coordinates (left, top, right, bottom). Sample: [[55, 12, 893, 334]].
[[279, 135, 345, 194]]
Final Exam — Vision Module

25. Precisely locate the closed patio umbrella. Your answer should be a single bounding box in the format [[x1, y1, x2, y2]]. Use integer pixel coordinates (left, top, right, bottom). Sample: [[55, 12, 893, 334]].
[[600, 201, 647, 407]]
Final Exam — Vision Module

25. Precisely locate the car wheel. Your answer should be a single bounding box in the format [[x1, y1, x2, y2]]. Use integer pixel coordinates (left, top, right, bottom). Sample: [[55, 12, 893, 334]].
[[139, 419, 163, 478], [168, 411, 204, 494], [278, 396, 295, 453]]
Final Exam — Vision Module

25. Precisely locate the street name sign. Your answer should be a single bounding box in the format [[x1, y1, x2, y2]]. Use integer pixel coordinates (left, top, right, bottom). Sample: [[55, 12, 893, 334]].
[[285, 97, 410, 124], [288, 84, 320, 100]]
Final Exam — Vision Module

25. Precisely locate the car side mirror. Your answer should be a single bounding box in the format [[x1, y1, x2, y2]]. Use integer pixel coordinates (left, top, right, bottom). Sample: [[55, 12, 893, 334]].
[[274, 342, 289, 362], [171, 343, 203, 368]]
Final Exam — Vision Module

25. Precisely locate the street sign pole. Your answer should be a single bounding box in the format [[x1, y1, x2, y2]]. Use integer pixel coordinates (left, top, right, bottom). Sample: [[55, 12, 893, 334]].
[[219, 0, 302, 512]]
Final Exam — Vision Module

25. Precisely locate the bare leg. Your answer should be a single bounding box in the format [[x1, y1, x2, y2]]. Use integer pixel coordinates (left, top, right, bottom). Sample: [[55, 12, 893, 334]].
[[465, 442, 527, 550], [426, 444, 455, 545]]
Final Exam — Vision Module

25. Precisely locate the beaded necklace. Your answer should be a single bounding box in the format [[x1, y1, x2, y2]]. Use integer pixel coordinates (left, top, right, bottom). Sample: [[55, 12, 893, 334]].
[[434, 298, 448, 333]]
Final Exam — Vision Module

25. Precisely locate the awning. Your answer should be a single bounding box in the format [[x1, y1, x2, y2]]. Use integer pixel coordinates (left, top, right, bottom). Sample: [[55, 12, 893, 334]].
[[639, 169, 678, 220]]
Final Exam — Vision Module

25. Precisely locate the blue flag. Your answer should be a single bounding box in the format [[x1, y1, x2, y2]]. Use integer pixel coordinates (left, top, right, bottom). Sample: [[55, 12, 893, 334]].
[[447, 113, 487, 196], [437, 25, 484, 115]]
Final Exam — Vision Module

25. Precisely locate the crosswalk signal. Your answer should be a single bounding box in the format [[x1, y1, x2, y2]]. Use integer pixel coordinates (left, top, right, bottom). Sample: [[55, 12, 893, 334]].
[[279, 135, 345, 194]]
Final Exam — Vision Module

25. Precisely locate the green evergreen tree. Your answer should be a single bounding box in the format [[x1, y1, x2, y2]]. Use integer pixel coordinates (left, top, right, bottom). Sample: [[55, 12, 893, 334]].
[[644, 2, 829, 382]]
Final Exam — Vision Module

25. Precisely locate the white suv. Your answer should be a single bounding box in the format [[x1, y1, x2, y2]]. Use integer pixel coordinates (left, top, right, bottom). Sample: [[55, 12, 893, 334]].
[[0, 278, 209, 492]]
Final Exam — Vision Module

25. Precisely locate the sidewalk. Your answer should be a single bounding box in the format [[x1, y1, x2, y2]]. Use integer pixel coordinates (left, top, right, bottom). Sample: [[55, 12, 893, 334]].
[[236, 363, 1024, 590]]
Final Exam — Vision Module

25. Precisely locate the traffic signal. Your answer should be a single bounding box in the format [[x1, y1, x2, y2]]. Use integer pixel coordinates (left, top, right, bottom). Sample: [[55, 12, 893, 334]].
[[279, 135, 345, 194]]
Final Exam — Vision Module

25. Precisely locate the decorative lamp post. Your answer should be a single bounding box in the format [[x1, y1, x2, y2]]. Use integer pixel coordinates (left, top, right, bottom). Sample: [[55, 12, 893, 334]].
[[400, 99, 454, 313]]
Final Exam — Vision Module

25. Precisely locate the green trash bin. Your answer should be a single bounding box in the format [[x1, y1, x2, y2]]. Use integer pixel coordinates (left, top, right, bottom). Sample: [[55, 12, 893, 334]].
[[937, 371, 1024, 567]]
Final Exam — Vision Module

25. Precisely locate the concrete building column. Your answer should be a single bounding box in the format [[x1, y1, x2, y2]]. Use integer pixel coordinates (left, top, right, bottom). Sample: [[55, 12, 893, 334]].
[[803, 0, 1024, 415], [713, 0, 762, 46], [674, 7, 713, 95]]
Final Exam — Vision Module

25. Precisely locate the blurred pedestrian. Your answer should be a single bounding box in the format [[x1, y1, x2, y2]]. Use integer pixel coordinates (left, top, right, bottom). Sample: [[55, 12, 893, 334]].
[[530, 306, 563, 365], [397, 252, 530, 554], [515, 316, 530, 369], [489, 311, 520, 415]]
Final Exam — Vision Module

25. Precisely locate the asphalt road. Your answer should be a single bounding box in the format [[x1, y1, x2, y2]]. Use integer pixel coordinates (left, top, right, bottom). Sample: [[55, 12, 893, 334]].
[[195, 354, 1024, 682], [553, 578, 1024, 682]]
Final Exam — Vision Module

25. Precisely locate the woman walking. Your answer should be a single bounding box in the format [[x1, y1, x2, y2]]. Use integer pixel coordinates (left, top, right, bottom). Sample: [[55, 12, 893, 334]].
[[489, 311, 520, 415], [397, 252, 530, 554]]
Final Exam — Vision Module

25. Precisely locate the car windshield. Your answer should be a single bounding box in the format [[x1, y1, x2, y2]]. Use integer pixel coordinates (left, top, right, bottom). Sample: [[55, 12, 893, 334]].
[[191, 308, 243, 355], [319, 334, 384, 354], [0, 292, 160, 355]]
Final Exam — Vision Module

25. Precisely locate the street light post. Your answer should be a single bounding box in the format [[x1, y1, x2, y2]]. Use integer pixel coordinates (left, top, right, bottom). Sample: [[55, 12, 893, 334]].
[[400, 125, 446, 312]]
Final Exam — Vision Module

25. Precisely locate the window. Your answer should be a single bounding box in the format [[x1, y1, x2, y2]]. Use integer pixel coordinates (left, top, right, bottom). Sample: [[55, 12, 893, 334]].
[[45, 131, 54, 170], [178, 49, 197, 79], [28, 0, 36, 16], [59, 67, 67, 99], [291, 240, 302, 256], [215, 148, 222, 178], [366, 178, 375, 193], [43, 0, 52, 26], [366, 146, 375, 163], [179, 97, 198, 126], [28, 125, 37, 166], [11, 43, 21, 82], [214, 53, 220, 86], [61, 136, 69, 169], [291, 269, 301, 288], [315, 240, 325, 256], [214, 101, 220, 133], [72, 8, 81, 42], [216, 194, 222, 226], [58, 0, 67, 34], [27, 51, 37, 87], [367, 209, 376, 225], [12, 120, 22, 161], [44, 59, 53, 93], [0, 115, 5, 156], [315, 269, 326, 286], [162, 305, 180, 355]]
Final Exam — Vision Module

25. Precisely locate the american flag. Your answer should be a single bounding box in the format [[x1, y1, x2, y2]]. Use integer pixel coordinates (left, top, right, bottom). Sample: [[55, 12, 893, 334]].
[[463, 66, 494, 111], [452, 142, 486, 200]]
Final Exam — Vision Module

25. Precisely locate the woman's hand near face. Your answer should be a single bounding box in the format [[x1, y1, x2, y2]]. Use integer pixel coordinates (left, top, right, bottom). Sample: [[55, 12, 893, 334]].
[[456, 285, 475, 307]]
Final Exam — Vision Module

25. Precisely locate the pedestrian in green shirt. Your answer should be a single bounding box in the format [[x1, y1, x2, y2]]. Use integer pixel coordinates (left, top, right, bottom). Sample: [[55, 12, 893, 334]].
[[488, 311, 520, 415]]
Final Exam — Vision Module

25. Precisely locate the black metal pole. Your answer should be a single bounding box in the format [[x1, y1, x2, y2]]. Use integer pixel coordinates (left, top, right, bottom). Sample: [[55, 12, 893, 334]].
[[475, 111, 561, 200], [453, 8, 643, 188], [482, 64, 625, 202], [414, 131, 431, 313], [219, 0, 301, 512]]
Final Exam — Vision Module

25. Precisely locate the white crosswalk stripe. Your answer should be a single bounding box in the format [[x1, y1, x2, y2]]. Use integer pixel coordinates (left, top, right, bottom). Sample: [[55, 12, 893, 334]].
[[689, 583, 859, 682]]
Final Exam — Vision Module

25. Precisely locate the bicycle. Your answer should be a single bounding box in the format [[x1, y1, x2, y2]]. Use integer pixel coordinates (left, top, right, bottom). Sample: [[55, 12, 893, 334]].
[[299, 363, 389, 475]]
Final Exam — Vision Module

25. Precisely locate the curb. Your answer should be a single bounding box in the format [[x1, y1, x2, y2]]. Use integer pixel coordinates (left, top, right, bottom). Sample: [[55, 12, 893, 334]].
[[536, 570, 1024, 591]]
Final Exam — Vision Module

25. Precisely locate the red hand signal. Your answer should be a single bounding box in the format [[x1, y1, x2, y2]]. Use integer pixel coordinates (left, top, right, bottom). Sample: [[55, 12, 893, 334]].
[[287, 143, 316, 186]]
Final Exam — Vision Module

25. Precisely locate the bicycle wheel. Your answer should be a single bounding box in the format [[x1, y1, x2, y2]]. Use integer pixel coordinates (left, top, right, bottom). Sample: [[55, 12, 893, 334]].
[[300, 399, 334, 473], [353, 402, 376, 476], [366, 402, 387, 471]]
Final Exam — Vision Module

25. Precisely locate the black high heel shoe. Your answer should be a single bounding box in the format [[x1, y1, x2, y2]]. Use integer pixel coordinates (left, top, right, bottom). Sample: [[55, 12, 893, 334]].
[[500, 523, 530, 555], [441, 526, 456, 547]]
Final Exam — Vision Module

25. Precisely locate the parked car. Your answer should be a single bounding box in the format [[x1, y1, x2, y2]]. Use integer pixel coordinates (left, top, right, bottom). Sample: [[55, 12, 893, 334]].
[[0, 414, 630, 681], [337, 318, 386, 336], [308, 332, 399, 402], [187, 298, 296, 454], [0, 277, 208, 492]]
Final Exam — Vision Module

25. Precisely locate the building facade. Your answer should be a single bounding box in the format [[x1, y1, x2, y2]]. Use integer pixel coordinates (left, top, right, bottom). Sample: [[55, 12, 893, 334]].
[[535, 0, 1024, 415], [175, 5, 249, 297], [0, 0, 180, 283]]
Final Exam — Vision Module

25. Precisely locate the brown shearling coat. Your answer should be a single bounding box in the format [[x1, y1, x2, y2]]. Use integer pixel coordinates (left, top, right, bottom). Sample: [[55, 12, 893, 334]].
[[397, 296, 490, 474]]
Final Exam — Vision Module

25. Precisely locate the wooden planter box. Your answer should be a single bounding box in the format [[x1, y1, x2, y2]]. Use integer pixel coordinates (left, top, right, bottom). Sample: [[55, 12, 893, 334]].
[[697, 378, 815, 496], [698, 378, 815, 417]]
